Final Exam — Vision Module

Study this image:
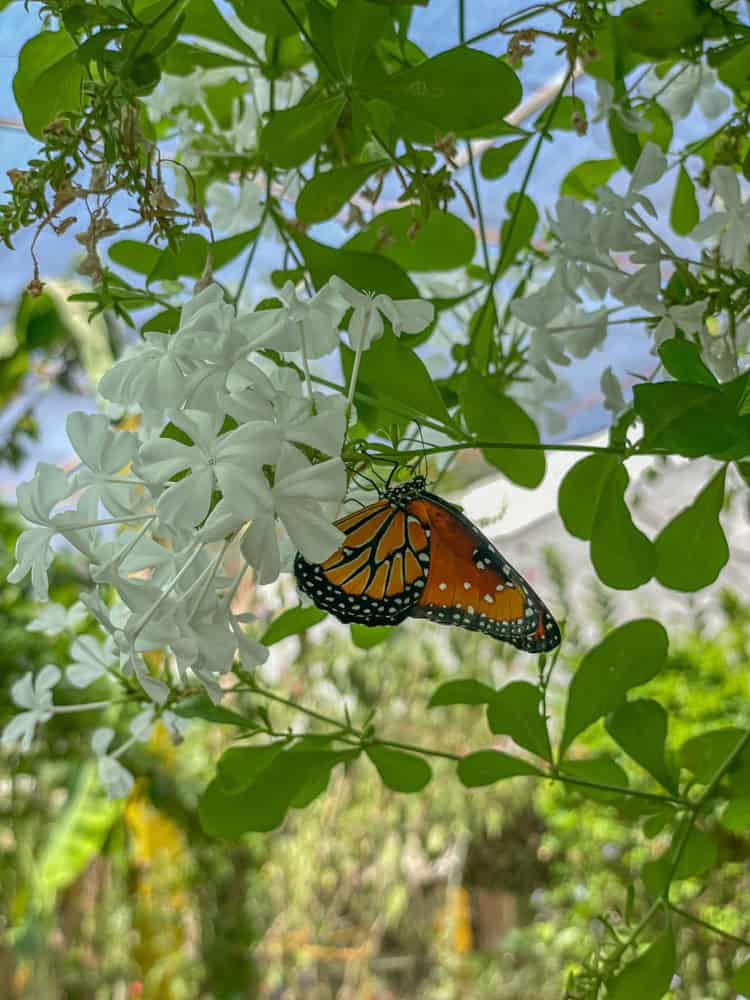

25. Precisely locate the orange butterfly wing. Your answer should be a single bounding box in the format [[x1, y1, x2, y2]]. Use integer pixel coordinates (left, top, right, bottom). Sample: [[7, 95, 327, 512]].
[[293, 497, 430, 626], [406, 492, 560, 653]]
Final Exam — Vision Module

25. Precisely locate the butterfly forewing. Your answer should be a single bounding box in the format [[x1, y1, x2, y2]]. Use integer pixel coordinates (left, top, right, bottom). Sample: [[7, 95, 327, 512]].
[[294, 495, 429, 626]]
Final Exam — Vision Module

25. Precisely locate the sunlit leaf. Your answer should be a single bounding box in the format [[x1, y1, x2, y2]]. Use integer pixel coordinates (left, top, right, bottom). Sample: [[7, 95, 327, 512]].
[[261, 93, 347, 168], [350, 623, 394, 649], [345, 209, 476, 272], [13, 31, 85, 139], [561, 158, 620, 200], [607, 927, 675, 1000]]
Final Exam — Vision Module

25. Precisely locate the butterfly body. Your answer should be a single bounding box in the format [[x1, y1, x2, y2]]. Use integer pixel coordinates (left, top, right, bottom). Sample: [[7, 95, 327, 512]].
[[294, 476, 561, 653]]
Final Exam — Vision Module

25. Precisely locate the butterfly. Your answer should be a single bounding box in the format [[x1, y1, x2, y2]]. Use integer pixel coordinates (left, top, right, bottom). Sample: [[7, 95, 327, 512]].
[[294, 475, 561, 654]]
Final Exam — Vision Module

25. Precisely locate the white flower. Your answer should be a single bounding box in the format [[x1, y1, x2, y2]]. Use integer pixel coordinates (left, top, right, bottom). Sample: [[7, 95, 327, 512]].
[[329, 277, 435, 350], [2, 666, 61, 752], [8, 464, 75, 599], [239, 443, 347, 583], [261, 280, 346, 359], [651, 299, 707, 347], [206, 178, 263, 236], [91, 728, 135, 798], [136, 410, 281, 528], [649, 64, 730, 121], [28, 600, 87, 636], [98, 334, 190, 410], [145, 70, 207, 121], [67, 634, 115, 688], [691, 166, 750, 268], [601, 366, 627, 415]]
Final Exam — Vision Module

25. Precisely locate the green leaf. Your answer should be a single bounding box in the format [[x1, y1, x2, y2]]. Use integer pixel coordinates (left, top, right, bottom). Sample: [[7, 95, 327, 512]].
[[199, 748, 350, 837], [333, 0, 388, 79], [345, 209, 476, 272], [460, 370, 545, 488], [108, 240, 162, 276], [589, 461, 655, 590], [606, 698, 676, 792], [350, 623, 394, 649], [260, 606, 327, 645], [620, 0, 716, 58], [216, 741, 288, 793], [261, 93, 347, 168], [560, 619, 668, 757], [546, 95, 585, 131], [499, 192, 538, 273], [364, 49, 521, 134], [709, 38, 750, 96], [609, 109, 641, 172], [231, 0, 304, 37], [639, 100, 672, 154], [457, 750, 542, 787], [657, 338, 717, 387], [296, 161, 387, 224], [633, 380, 750, 458], [172, 693, 253, 727], [366, 745, 432, 793], [670, 165, 699, 236], [428, 679, 495, 708], [561, 158, 620, 200], [480, 138, 529, 180], [721, 797, 750, 833], [467, 295, 497, 374], [13, 32, 85, 139], [486, 681, 551, 761], [560, 755, 630, 803], [559, 454, 618, 540], [732, 957, 750, 994], [295, 233, 417, 298], [354, 329, 454, 427], [643, 825, 718, 895], [36, 764, 122, 911], [679, 727, 749, 785], [607, 928, 675, 1000], [654, 468, 729, 592]]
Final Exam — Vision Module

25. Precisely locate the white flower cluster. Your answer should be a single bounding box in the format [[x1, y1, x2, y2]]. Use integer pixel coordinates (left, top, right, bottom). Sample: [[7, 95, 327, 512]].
[[510, 143, 750, 395], [3, 277, 434, 794]]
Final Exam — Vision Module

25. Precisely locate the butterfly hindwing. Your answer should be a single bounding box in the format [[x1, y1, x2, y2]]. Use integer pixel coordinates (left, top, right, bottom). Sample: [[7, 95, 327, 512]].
[[406, 490, 561, 653]]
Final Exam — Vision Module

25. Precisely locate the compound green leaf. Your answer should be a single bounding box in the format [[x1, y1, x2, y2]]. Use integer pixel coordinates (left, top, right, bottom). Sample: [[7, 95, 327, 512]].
[[14, 32, 85, 139], [261, 93, 347, 168], [366, 745, 432, 793], [560, 619, 668, 757], [460, 370, 545, 488], [654, 468, 729, 591], [606, 698, 677, 792], [457, 750, 542, 787], [486, 681, 552, 762]]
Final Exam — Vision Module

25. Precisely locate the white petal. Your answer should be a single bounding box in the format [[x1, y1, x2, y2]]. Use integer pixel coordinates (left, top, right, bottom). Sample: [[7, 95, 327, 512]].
[[241, 513, 281, 584], [156, 466, 214, 527], [712, 165, 741, 211], [92, 726, 115, 756], [279, 500, 345, 563], [16, 463, 72, 524], [375, 295, 434, 335], [629, 142, 667, 191], [98, 755, 134, 799], [347, 304, 383, 350], [36, 664, 62, 694], [10, 672, 36, 710], [1, 712, 37, 752]]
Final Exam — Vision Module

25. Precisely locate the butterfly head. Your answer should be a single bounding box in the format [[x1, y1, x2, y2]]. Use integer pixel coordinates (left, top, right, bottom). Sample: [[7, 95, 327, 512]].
[[385, 475, 426, 505]]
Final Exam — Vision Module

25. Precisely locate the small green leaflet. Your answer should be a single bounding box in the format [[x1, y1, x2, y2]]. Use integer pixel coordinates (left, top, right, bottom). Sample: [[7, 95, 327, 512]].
[[260, 606, 327, 645], [642, 824, 718, 894], [350, 624, 394, 649], [670, 165, 699, 235], [560, 755, 630, 804], [733, 957, 750, 994], [561, 158, 620, 200], [261, 93, 347, 168], [605, 698, 677, 792], [13, 32, 85, 139], [486, 681, 552, 762], [480, 138, 529, 180], [657, 338, 716, 387], [428, 679, 495, 708], [457, 750, 542, 787], [345, 209, 476, 272], [366, 745, 432, 793], [296, 161, 387, 224]]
